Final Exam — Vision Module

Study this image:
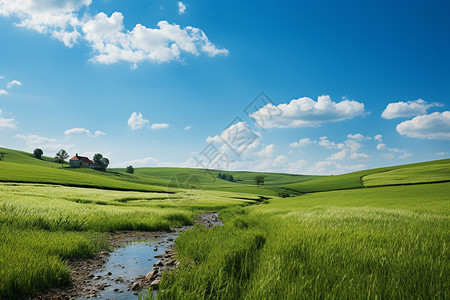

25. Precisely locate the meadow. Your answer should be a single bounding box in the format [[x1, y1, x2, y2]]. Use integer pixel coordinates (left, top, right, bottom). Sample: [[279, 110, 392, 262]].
[[0, 146, 448, 299], [0, 183, 251, 298], [160, 183, 449, 299]]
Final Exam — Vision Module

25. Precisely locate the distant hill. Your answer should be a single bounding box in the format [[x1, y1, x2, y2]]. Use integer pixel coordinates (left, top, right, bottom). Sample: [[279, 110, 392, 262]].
[[282, 158, 450, 193], [1, 147, 448, 195]]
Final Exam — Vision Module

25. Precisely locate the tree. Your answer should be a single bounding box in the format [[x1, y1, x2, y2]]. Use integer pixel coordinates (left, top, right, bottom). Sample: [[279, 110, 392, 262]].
[[126, 165, 134, 174], [93, 153, 110, 171], [55, 149, 69, 168], [220, 173, 226, 180], [255, 175, 265, 185], [226, 174, 234, 182], [217, 172, 222, 179], [34, 148, 43, 159]]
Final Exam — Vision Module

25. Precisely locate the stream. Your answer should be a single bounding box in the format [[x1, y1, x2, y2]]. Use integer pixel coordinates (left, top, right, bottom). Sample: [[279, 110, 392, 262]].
[[75, 213, 221, 300]]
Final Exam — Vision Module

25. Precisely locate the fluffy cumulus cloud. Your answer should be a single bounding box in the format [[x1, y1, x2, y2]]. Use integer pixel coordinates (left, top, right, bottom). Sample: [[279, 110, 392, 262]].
[[64, 127, 106, 137], [205, 121, 292, 172], [184, 125, 191, 130], [396, 111, 450, 140], [381, 99, 443, 119], [178, 2, 186, 14], [0, 89, 8, 95], [6, 80, 22, 88], [0, 0, 91, 46], [206, 121, 261, 155], [128, 112, 149, 130], [249, 95, 365, 128], [0, 1, 227, 64], [82, 13, 228, 64], [150, 123, 169, 129], [318, 136, 370, 161]]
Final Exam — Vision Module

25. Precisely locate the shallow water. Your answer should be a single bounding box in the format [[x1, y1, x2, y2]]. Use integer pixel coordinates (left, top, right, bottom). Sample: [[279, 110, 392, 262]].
[[76, 231, 180, 300], [76, 213, 222, 300]]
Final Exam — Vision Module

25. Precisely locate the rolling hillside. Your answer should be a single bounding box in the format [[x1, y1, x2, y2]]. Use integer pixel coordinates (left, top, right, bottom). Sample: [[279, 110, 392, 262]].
[[1, 147, 449, 196], [282, 158, 450, 193]]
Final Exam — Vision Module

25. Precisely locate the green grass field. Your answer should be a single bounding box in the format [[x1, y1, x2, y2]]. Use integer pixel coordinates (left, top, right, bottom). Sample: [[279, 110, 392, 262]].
[[0, 182, 252, 298], [160, 183, 449, 299], [0, 147, 448, 299]]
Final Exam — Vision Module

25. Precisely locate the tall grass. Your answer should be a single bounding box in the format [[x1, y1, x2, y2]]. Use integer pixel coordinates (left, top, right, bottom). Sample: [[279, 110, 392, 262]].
[[0, 226, 106, 298], [0, 183, 248, 298], [159, 183, 449, 299]]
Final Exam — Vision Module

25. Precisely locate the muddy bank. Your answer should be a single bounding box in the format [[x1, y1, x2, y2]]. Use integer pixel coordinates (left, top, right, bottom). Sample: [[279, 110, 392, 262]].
[[29, 213, 222, 300]]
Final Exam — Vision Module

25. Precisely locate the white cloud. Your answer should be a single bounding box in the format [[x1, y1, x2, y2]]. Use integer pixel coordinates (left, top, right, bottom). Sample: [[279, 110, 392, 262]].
[[347, 133, 371, 141], [318, 136, 369, 161], [15, 133, 56, 144], [318, 136, 345, 149], [396, 111, 450, 140], [374, 134, 383, 142], [184, 125, 191, 130], [436, 152, 448, 156], [0, 76, 4, 79], [14, 133, 76, 153], [64, 127, 90, 136], [0, 116, 16, 129], [94, 130, 106, 137], [289, 138, 316, 148], [178, 2, 186, 14], [150, 123, 169, 129], [0, 1, 227, 64], [0, 0, 91, 47], [0, 89, 8, 95], [375, 142, 411, 159], [256, 144, 275, 158], [128, 112, 149, 130], [82, 12, 228, 65], [0, 109, 16, 129], [64, 127, 106, 137], [6, 80, 22, 88], [381, 99, 443, 119], [249, 95, 365, 128]]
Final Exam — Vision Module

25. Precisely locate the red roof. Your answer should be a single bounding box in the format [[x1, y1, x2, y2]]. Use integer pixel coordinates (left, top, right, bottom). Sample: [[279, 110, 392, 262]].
[[70, 154, 94, 164]]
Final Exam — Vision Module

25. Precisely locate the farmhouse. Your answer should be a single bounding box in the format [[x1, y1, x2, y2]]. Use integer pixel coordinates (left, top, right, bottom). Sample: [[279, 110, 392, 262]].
[[69, 154, 96, 168]]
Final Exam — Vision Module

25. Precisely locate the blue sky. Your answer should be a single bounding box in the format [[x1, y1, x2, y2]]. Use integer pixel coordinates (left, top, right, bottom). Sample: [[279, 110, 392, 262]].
[[0, 0, 449, 174]]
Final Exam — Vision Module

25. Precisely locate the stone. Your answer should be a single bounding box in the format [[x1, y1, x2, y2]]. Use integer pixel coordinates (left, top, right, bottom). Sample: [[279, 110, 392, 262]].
[[167, 259, 176, 266], [146, 270, 157, 280], [151, 279, 161, 289], [130, 282, 140, 291], [156, 259, 164, 267]]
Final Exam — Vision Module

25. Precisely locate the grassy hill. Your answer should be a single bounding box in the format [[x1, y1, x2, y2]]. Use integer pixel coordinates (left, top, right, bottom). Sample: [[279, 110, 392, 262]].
[[0, 146, 448, 299], [1, 147, 449, 195], [0, 147, 317, 196], [282, 158, 450, 193]]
